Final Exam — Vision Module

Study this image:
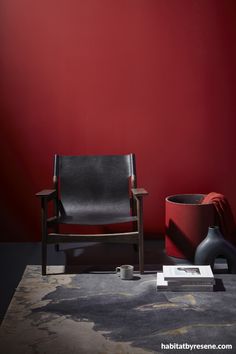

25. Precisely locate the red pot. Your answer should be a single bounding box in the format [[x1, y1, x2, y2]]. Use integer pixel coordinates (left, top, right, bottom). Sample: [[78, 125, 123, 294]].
[[165, 194, 215, 260]]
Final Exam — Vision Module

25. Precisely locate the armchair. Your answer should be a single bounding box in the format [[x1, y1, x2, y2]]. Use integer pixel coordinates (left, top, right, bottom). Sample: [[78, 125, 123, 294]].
[[36, 154, 148, 275]]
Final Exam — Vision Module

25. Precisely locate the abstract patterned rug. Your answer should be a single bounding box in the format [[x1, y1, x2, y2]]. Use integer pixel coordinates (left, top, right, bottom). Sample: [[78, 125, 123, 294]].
[[0, 266, 236, 354]]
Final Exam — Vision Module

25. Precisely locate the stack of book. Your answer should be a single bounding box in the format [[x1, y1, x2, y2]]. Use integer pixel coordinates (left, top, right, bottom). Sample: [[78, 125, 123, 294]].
[[157, 265, 215, 292]]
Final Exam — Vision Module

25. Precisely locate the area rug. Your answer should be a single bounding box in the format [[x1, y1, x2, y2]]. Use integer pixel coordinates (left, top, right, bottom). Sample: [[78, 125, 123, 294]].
[[0, 266, 236, 354]]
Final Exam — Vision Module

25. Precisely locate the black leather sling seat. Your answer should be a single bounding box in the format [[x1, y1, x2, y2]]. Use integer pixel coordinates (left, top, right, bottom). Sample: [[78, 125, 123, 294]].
[[57, 155, 136, 225]]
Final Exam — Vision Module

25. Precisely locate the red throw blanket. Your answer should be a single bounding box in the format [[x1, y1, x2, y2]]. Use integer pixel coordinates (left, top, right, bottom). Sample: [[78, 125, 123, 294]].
[[201, 192, 236, 245]]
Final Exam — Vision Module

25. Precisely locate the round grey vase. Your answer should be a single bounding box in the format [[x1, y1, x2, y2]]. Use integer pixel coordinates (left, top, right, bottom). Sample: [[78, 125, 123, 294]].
[[194, 226, 236, 273]]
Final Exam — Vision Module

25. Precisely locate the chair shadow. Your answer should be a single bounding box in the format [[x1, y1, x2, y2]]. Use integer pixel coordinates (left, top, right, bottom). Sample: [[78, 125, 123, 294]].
[[166, 219, 196, 261], [47, 240, 176, 275]]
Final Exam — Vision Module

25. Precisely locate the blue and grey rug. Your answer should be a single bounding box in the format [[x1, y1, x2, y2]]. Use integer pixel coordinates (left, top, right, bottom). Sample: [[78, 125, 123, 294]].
[[0, 266, 235, 353]]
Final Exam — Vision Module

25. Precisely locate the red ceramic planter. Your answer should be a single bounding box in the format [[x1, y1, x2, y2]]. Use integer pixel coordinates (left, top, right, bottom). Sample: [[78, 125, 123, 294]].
[[165, 194, 215, 260]]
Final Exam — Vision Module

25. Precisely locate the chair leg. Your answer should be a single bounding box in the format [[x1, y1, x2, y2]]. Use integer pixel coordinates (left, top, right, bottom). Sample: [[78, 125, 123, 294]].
[[139, 231, 144, 274], [137, 198, 144, 274], [42, 240, 47, 276], [54, 223, 60, 252], [41, 199, 48, 276]]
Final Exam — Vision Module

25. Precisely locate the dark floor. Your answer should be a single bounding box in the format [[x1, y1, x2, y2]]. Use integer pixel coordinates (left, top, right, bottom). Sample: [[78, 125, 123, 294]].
[[0, 239, 226, 325]]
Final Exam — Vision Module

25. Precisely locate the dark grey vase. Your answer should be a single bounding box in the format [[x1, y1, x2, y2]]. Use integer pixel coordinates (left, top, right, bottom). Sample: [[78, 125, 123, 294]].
[[194, 226, 236, 273]]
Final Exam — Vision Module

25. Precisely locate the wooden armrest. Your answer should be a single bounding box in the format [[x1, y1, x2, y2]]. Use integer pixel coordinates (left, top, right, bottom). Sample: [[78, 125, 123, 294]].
[[131, 188, 148, 197], [35, 189, 56, 200]]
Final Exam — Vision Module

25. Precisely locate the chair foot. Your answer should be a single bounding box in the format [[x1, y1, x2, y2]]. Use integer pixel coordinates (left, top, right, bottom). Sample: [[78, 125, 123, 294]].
[[42, 266, 46, 276]]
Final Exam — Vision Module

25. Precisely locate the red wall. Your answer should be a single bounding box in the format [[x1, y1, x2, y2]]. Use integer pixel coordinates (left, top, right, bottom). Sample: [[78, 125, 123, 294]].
[[1, 0, 236, 241]]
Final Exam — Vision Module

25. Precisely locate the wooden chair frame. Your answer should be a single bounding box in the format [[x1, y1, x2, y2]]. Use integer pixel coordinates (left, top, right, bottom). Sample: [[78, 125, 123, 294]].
[[36, 154, 148, 275]]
